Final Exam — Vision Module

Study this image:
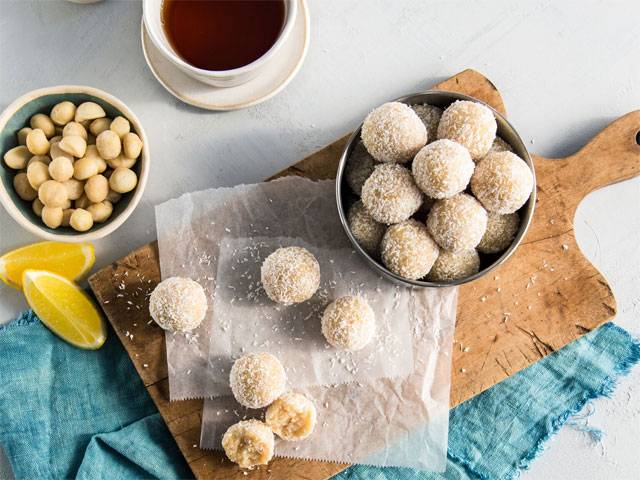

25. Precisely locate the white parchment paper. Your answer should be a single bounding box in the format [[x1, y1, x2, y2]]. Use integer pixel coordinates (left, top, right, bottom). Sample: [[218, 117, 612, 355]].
[[205, 236, 414, 397], [200, 287, 457, 471], [156, 178, 362, 400]]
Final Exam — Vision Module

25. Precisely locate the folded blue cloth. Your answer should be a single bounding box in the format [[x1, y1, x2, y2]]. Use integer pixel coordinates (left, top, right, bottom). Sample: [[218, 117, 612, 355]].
[[338, 322, 640, 480], [0, 310, 190, 479], [0, 311, 638, 480]]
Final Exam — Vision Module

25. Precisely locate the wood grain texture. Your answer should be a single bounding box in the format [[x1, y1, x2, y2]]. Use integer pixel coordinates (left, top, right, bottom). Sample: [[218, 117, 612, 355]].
[[88, 69, 640, 479]]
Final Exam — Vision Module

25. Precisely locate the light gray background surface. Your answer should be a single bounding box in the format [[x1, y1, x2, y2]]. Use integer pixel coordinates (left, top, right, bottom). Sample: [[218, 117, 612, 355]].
[[1, 1, 639, 478]]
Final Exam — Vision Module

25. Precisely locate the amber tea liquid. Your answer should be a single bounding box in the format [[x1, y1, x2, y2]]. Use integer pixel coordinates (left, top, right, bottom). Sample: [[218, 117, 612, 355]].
[[162, 0, 286, 71]]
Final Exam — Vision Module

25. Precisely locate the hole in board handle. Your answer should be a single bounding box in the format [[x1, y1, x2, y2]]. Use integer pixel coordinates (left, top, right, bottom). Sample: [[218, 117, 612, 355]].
[[636, 130, 640, 146]]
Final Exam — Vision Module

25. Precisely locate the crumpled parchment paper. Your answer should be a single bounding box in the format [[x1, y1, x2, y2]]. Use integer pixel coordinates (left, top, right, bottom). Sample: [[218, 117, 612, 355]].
[[204, 236, 414, 397], [156, 178, 346, 400], [200, 286, 457, 471]]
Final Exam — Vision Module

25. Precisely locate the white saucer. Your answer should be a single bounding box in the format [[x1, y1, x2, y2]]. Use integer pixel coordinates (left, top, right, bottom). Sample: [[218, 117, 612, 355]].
[[141, 0, 309, 111]]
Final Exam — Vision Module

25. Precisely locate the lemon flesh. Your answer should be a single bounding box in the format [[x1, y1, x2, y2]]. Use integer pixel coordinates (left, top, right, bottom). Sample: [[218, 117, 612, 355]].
[[22, 270, 107, 350], [0, 241, 95, 289]]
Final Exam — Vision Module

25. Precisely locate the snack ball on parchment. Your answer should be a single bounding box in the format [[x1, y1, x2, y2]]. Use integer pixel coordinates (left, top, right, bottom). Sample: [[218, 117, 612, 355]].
[[222, 419, 274, 469], [347, 201, 385, 256], [321, 295, 376, 351], [148, 277, 207, 332], [361, 102, 427, 163], [381, 219, 439, 280], [437, 100, 497, 161], [361, 163, 422, 225], [412, 104, 443, 143], [426, 249, 480, 282], [412, 139, 475, 199], [344, 141, 377, 195], [266, 392, 317, 441], [427, 193, 488, 252], [477, 212, 521, 254], [261, 246, 320, 305], [230, 352, 287, 409], [471, 151, 534, 214]]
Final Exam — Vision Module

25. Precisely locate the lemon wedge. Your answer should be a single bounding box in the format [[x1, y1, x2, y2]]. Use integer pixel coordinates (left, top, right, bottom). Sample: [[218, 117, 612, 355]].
[[0, 242, 95, 289], [22, 269, 107, 350]]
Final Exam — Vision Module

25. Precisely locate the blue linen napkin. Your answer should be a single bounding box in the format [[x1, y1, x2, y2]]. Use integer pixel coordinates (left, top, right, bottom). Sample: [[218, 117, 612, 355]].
[[338, 322, 640, 480], [0, 310, 190, 480], [0, 310, 638, 480]]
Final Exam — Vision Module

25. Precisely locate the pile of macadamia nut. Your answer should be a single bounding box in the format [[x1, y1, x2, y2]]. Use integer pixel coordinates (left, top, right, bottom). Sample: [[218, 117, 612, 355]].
[[3, 100, 143, 232], [345, 99, 534, 283]]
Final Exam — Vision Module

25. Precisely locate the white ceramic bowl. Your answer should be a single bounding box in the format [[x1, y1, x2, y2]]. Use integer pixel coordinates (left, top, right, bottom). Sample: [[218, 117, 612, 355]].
[[0, 86, 150, 243], [143, 0, 298, 88]]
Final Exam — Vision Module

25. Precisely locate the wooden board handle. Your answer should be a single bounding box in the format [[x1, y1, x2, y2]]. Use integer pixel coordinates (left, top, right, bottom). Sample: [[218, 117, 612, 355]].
[[536, 110, 640, 209]]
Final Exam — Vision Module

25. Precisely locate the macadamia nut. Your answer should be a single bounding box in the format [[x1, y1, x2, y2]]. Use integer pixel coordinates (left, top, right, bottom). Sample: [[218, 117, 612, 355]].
[[30, 114, 55, 138], [122, 132, 142, 159], [26, 129, 50, 155], [27, 161, 51, 190], [62, 122, 88, 140], [87, 200, 113, 223], [17, 127, 33, 145], [110, 116, 130, 138], [69, 208, 93, 232], [4, 146, 31, 170], [59, 135, 87, 158], [38, 180, 68, 208], [108, 167, 137, 193], [73, 157, 99, 180], [84, 174, 109, 203], [48, 156, 74, 182], [42, 206, 63, 229], [13, 173, 38, 201], [89, 117, 112, 136], [96, 130, 121, 160], [50, 101, 76, 126], [74, 102, 106, 123], [63, 178, 85, 200]]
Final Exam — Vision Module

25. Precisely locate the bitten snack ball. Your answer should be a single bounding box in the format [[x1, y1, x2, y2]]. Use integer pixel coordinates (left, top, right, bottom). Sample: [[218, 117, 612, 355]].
[[412, 139, 475, 199], [427, 193, 488, 251], [426, 249, 480, 282], [230, 352, 286, 409], [412, 104, 443, 142], [344, 141, 377, 195], [471, 151, 534, 214], [381, 219, 439, 280], [261, 247, 320, 305], [347, 201, 385, 256], [266, 392, 317, 441], [222, 420, 274, 469], [361, 163, 422, 224], [361, 102, 427, 163], [437, 100, 497, 160], [321, 296, 376, 351], [477, 212, 520, 254], [149, 277, 207, 332]]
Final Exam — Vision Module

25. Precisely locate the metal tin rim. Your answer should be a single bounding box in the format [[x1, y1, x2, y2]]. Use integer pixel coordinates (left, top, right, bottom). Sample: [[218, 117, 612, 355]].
[[335, 90, 537, 288]]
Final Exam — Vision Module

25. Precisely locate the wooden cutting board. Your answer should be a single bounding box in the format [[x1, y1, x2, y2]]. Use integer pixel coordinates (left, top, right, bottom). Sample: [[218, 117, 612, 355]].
[[88, 69, 640, 480]]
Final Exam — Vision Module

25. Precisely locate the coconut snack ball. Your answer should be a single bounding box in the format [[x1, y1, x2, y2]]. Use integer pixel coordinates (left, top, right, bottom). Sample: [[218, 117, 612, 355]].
[[437, 100, 497, 161], [261, 246, 320, 305], [381, 219, 439, 280], [361, 163, 423, 225], [361, 102, 427, 163], [412, 139, 475, 199], [222, 420, 274, 469], [149, 277, 207, 332], [229, 352, 287, 409], [344, 141, 377, 195], [471, 151, 534, 214], [321, 296, 376, 351], [426, 249, 481, 282], [477, 212, 521, 254], [412, 104, 443, 143], [347, 201, 385, 256], [427, 193, 488, 252]]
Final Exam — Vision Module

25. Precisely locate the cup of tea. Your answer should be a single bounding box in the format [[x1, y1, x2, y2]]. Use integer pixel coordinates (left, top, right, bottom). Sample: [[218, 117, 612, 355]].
[[143, 0, 298, 88]]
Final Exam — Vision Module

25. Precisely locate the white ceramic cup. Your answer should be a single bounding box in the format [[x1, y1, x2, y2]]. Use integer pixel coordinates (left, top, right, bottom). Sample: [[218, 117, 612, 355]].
[[143, 0, 298, 88]]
